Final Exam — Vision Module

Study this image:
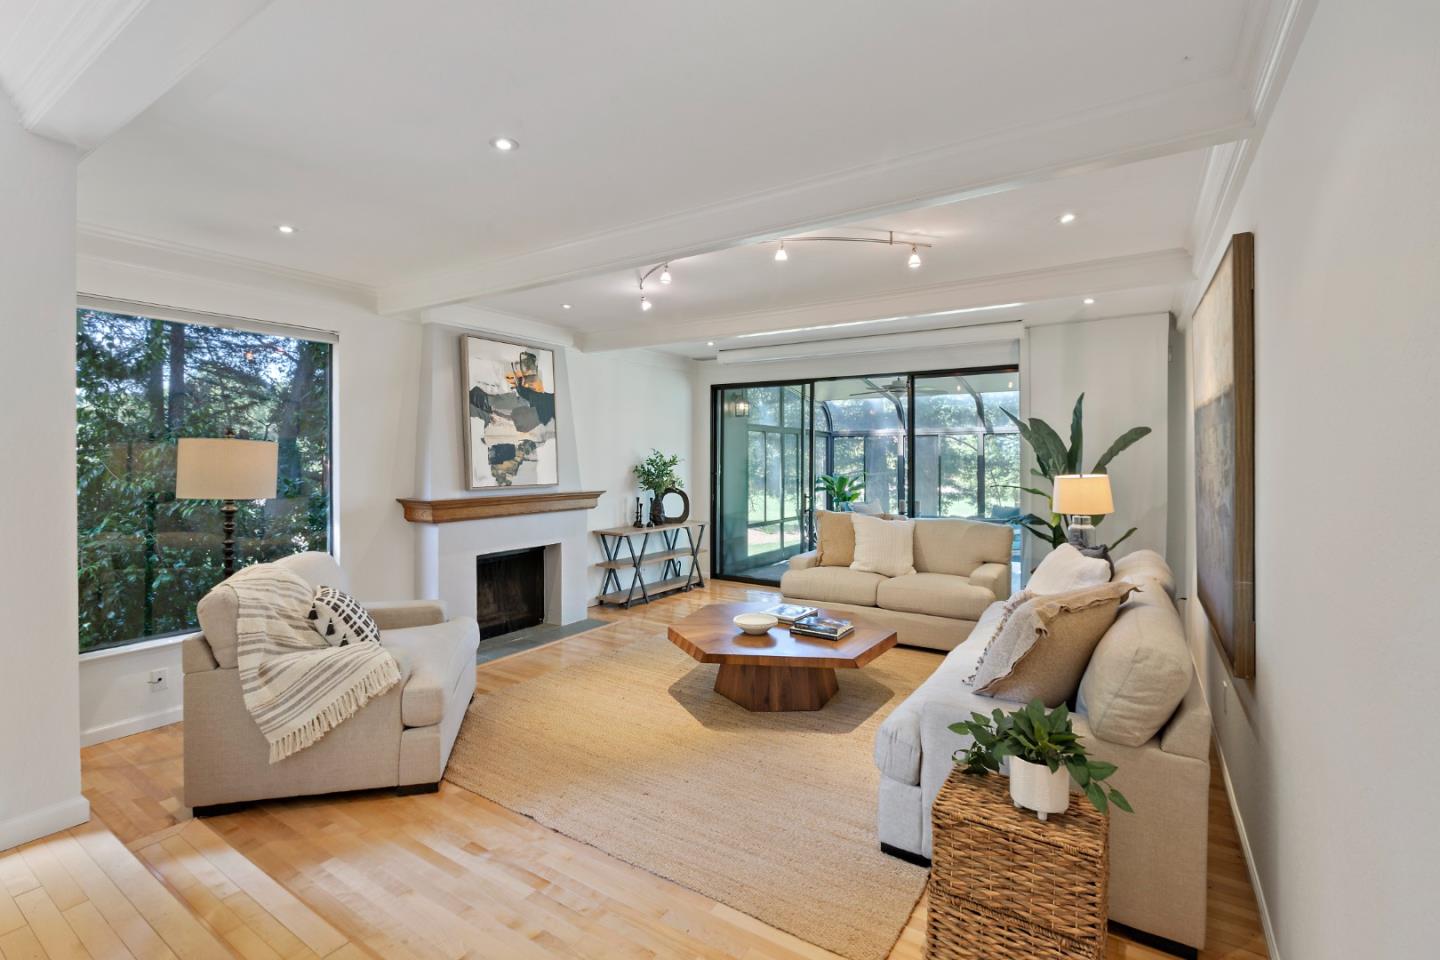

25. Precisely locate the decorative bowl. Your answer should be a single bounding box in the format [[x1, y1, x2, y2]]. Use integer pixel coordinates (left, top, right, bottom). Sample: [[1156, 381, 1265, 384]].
[[733, 612, 778, 635]]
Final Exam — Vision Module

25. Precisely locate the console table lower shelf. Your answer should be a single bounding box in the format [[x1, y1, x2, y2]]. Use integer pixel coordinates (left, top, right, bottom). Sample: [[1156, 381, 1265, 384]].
[[593, 521, 707, 607]]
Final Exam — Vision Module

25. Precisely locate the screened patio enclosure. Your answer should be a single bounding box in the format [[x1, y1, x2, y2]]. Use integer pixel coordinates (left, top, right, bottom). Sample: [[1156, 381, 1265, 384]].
[[712, 368, 1022, 584]]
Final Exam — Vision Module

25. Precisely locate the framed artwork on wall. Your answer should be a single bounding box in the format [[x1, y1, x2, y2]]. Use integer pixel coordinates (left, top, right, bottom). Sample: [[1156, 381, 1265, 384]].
[[460, 335, 559, 489], [1192, 232, 1256, 678]]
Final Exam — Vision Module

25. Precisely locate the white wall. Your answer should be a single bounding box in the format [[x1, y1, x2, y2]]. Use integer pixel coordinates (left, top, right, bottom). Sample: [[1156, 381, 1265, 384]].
[[1027, 313, 1172, 560], [1181, 3, 1440, 956], [0, 99, 90, 848], [75, 241, 423, 746]]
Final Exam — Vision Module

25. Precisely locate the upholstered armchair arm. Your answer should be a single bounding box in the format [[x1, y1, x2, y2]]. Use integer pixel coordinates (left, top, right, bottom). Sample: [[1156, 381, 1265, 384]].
[[969, 562, 1012, 601], [788, 550, 819, 571], [365, 599, 448, 631]]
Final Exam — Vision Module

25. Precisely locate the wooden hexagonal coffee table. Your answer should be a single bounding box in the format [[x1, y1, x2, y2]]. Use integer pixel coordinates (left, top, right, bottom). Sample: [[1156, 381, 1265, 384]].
[[668, 602, 898, 711]]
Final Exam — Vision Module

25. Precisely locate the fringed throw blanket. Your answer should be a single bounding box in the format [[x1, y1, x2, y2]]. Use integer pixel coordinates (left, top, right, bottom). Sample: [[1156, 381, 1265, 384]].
[[229, 565, 401, 763]]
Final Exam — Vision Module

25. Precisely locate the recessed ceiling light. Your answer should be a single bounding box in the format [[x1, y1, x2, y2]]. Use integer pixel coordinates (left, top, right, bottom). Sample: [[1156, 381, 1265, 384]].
[[1058, 212, 1077, 225], [562, 303, 572, 310], [706, 341, 715, 347], [276, 224, 296, 234], [1082, 297, 1096, 305], [491, 137, 518, 152]]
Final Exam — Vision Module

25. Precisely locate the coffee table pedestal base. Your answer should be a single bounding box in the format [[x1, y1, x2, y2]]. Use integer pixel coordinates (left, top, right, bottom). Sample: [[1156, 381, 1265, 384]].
[[713, 663, 839, 712]]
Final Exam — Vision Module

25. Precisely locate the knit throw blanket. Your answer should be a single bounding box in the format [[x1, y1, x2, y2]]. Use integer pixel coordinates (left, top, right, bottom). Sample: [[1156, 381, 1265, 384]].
[[229, 565, 401, 763]]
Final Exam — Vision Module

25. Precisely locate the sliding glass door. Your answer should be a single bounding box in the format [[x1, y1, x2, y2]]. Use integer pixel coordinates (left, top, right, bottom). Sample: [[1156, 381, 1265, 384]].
[[712, 365, 1021, 585], [714, 383, 812, 582]]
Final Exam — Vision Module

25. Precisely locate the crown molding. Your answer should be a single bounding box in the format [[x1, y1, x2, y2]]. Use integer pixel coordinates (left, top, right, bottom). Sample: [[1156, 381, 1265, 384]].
[[0, 0, 147, 128], [378, 78, 1249, 315], [578, 248, 1193, 353], [78, 223, 377, 303]]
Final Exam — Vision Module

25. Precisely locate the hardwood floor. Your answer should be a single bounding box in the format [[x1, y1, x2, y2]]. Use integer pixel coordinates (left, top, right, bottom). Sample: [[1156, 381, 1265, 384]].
[[37, 579, 1269, 960]]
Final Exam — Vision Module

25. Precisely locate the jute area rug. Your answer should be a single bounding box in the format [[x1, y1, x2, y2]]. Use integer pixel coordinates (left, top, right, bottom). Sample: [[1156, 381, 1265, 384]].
[[445, 632, 938, 960]]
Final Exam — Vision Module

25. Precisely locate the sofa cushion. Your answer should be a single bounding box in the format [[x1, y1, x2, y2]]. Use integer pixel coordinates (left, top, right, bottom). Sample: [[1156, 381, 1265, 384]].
[[1113, 549, 1176, 598], [873, 605, 1003, 784], [876, 573, 994, 621], [815, 510, 856, 567], [912, 518, 1014, 576], [196, 586, 241, 669], [1027, 543, 1112, 594], [851, 513, 916, 578], [972, 581, 1136, 706], [381, 619, 480, 728], [1077, 582, 1192, 746], [779, 566, 887, 606]]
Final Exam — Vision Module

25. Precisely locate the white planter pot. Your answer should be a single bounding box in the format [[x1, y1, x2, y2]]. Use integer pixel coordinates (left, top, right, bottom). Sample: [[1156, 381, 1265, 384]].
[[1009, 759, 1071, 821]]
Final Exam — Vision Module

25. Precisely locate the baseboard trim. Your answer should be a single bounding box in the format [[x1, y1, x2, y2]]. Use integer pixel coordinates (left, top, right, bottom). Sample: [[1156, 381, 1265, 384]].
[[0, 794, 90, 852], [1213, 740, 1282, 960], [81, 705, 182, 747]]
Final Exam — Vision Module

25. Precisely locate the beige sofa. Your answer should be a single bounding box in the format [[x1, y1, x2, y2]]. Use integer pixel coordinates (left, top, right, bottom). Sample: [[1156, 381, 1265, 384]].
[[781, 516, 1014, 651], [183, 552, 479, 813], [874, 551, 1211, 952]]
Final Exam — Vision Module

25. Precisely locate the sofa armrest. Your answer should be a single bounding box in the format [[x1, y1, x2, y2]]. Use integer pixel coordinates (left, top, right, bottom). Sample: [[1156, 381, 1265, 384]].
[[365, 599, 448, 631], [788, 550, 819, 571], [969, 561, 1012, 601]]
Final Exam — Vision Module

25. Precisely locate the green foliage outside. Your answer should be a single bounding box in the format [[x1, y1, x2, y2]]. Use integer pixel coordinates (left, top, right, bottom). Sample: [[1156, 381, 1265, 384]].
[[77, 309, 332, 652], [950, 699, 1133, 815]]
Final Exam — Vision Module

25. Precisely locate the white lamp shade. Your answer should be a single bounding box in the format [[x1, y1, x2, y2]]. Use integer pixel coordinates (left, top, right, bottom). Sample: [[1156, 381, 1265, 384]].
[[1052, 474, 1114, 516], [175, 438, 279, 501]]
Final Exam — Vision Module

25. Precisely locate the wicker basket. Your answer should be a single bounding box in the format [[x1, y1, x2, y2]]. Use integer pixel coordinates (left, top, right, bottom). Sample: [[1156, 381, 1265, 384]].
[[927, 768, 1109, 960]]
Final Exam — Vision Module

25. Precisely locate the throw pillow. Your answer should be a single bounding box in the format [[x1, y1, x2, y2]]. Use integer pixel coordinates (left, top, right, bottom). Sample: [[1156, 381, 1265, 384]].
[[964, 590, 1035, 685], [850, 500, 885, 516], [849, 513, 916, 578], [970, 581, 1136, 706], [308, 586, 382, 647], [1027, 543, 1113, 595], [815, 510, 856, 567], [1078, 542, 1114, 578]]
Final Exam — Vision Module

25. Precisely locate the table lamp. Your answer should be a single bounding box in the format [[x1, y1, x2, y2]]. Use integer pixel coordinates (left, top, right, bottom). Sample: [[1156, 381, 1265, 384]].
[[1052, 474, 1114, 548], [176, 435, 279, 579]]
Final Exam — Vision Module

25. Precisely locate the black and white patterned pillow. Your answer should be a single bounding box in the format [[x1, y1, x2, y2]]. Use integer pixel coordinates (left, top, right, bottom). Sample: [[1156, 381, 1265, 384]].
[[308, 586, 381, 647]]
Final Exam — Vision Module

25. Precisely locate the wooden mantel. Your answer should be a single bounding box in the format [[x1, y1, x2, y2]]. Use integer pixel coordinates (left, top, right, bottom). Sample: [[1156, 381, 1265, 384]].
[[397, 490, 604, 524]]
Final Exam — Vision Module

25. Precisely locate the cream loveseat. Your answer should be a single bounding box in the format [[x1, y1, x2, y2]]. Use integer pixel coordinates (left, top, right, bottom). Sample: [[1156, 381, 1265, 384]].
[[183, 552, 479, 813], [781, 515, 1014, 651], [874, 550, 1211, 952]]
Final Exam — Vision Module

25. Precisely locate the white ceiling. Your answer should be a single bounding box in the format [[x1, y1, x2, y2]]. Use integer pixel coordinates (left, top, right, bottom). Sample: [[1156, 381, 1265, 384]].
[[65, 0, 1292, 349]]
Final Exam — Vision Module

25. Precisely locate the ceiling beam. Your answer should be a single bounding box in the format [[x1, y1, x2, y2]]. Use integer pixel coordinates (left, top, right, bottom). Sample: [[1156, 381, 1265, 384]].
[[577, 248, 1193, 352], [377, 77, 1249, 315], [0, 0, 274, 151]]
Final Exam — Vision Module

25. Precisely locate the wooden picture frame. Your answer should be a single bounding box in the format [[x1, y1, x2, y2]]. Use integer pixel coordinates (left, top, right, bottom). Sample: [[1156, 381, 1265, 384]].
[[460, 335, 560, 489], [1191, 232, 1256, 678]]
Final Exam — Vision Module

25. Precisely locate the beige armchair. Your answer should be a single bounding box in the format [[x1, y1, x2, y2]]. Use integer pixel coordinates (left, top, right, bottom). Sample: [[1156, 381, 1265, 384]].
[[182, 552, 479, 814]]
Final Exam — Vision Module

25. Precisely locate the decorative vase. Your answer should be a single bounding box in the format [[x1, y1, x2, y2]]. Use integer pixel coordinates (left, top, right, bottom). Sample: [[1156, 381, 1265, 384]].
[[1008, 759, 1071, 821], [660, 486, 690, 524], [648, 492, 666, 526]]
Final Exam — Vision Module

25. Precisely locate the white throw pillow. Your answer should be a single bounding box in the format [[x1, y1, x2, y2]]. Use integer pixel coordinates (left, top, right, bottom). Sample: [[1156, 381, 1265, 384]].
[[1027, 543, 1112, 595], [849, 513, 916, 578]]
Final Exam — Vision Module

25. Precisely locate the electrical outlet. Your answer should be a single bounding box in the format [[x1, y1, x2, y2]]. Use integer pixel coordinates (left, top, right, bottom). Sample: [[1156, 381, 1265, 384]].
[[148, 669, 169, 693]]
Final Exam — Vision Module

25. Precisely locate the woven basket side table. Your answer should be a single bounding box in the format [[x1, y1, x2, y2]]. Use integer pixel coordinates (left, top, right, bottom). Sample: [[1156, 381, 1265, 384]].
[[927, 767, 1109, 960]]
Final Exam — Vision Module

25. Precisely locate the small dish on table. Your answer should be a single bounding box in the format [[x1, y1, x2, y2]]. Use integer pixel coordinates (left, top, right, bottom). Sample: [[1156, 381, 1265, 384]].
[[732, 612, 778, 635]]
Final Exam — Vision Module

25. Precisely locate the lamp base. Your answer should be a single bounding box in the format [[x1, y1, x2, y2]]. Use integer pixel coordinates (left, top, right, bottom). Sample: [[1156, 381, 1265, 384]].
[[1066, 518, 1095, 549]]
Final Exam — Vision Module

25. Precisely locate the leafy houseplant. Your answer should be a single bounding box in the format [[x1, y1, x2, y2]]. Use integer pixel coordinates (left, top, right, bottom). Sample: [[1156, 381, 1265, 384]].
[[633, 450, 683, 525], [816, 473, 863, 510], [950, 699, 1133, 819], [1001, 393, 1150, 551]]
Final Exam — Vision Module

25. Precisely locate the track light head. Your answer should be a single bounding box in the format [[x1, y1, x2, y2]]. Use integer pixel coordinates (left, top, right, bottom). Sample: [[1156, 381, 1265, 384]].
[[659, 265, 672, 284], [640, 296, 652, 311], [907, 247, 922, 269], [774, 242, 788, 262]]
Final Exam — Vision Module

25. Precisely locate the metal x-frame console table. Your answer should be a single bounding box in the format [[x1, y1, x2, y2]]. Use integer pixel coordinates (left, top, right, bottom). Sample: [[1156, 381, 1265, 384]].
[[593, 520, 707, 608]]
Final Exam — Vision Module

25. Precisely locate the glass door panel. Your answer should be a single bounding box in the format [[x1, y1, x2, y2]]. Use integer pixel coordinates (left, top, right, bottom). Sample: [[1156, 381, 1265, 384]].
[[813, 376, 908, 514], [715, 383, 812, 583]]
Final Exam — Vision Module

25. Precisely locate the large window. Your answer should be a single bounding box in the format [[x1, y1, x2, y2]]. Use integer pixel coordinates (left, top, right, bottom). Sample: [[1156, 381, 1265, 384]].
[[76, 307, 333, 652]]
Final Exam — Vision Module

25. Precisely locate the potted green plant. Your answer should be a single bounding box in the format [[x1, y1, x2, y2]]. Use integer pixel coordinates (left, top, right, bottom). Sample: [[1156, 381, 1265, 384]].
[[1001, 393, 1150, 551], [816, 473, 863, 510], [950, 699, 1132, 820], [633, 449, 683, 526]]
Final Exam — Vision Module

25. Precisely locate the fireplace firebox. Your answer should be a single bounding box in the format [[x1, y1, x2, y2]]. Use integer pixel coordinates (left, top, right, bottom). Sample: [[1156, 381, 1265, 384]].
[[475, 547, 546, 640]]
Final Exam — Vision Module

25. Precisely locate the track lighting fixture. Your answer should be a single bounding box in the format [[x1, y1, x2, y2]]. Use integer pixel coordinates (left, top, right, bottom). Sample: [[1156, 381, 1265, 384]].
[[774, 242, 788, 262], [770, 230, 930, 268], [908, 246, 922, 269], [640, 295, 652, 311], [659, 265, 672, 284]]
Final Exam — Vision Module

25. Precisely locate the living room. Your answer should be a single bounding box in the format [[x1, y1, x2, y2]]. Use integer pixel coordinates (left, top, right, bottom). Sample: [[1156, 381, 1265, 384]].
[[2, 2, 1435, 959]]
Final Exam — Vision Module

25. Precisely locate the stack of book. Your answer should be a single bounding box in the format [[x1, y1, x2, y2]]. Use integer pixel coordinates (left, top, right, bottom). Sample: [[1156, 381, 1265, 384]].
[[766, 603, 816, 624], [788, 614, 855, 640]]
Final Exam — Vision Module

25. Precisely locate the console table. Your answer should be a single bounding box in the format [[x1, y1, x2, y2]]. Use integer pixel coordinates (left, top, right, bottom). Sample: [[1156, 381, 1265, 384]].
[[593, 521, 706, 607]]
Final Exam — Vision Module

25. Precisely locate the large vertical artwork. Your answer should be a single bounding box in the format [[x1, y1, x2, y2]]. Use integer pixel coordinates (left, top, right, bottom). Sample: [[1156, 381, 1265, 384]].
[[461, 336, 559, 489], [1192, 232, 1256, 678]]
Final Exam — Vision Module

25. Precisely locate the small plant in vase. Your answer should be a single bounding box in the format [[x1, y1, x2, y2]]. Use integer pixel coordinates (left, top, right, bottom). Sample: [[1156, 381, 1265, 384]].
[[950, 699, 1132, 820], [633, 449, 683, 526], [816, 473, 863, 511]]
